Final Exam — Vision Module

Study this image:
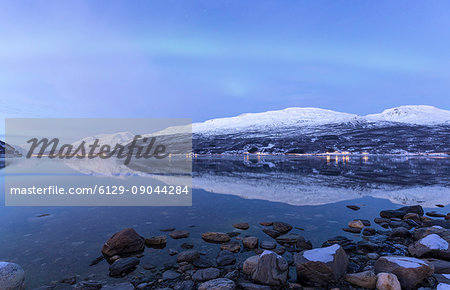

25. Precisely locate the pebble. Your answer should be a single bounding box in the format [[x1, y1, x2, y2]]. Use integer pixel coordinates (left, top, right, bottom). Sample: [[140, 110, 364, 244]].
[[260, 240, 277, 250], [169, 230, 190, 239], [202, 232, 231, 243], [243, 236, 259, 249], [232, 222, 250, 230], [162, 270, 180, 280]]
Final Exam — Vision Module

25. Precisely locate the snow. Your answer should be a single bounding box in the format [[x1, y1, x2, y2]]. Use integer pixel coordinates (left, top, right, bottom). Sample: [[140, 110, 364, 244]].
[[303, 244, 340, 263], [438, 283, 450, 290], [443, 274, 450, 279], [365, 105, 450, 125], [419, 234, 449, 250], [72, 131, 134, 148], [385, 256, 428, 268]]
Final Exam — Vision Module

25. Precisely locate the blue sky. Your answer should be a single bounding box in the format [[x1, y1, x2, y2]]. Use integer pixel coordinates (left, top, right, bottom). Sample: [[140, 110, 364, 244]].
[[1, 0, 450, 122]]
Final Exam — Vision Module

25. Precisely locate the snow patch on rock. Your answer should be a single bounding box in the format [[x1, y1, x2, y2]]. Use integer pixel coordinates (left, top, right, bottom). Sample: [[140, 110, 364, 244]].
[[384, 256, 428, 268], [303, 244, 340, 263], [419, 234, 449, 250]]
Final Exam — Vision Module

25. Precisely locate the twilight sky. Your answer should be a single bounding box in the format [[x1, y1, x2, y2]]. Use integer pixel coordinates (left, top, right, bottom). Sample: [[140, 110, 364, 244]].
[[1, 0, 450, 122]]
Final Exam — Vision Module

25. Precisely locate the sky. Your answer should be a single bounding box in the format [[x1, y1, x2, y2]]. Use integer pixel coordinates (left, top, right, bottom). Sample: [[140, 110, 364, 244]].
[[1, 0, 450, 123]]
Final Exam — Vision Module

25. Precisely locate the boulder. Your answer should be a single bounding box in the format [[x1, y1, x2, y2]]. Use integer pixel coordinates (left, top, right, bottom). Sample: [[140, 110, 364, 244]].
[[376, 273, 401, 290], [109, 257, 139, 277], [374, 256, 434, 289], [177, 250, 200, 263], [380, 205, 424, 219], [294, 244, 348, 286], [251, 251, 288, 286], [202, 232, 231, 243], [216, 250, 236, 266], [272, 222, 292, 234], [243, 255, 260, 275], [192, 268, 220, 282], [169, 230, 190, 239], [0, 262, 25, 290], [232, 222, 249, 230], [145, 235, 166, 249], [198, 278, 235, 290], [413, 226, 450, 241], [408, 234, 450, 260], [102, 228, 145, 261], [344, 270, 377, 289], [243, 237, 259, 249], [425, 258, 450, 274]]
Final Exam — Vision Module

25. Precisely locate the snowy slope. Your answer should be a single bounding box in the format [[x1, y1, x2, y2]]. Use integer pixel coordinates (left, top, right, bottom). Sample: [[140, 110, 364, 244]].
[[71, 131, 134, 149], [365, 105, 450, 125]]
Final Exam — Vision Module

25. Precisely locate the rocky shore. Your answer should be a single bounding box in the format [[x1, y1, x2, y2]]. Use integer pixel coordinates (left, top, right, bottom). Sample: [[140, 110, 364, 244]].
[[3, 205, 450, 289]]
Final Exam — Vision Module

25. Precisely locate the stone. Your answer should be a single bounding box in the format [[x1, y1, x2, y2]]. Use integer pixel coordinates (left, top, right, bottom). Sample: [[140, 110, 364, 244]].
[[404, 213, 421, 223], [272, 222, 293, 234], [243, 255, 260, 275], [374, 256, 434, 289], [202, 232, 231, 243], [427, 211, 447, 218], [145, 235, 167, 248], [347, 205, 360, 211], [102, 228, 145, 260], [243, 237, 259, 249], [174, 280, 195, 290], [414, 226, 450, 241], [60, 276, 77, 285], [389, 227, 411, 239], [169, 230, 190, 239], [262, 229, 282, 238], [380, 205, 424, 219], [409, 234, 450, 260], [367, 253, 379, 260], [294, 244, 348, 286], [73, 280, 102, 290], [232, 222, 249, 230], [216, 250, 236, 266], [162, 270, 181, 280], [251, 251, 288, 286], [425, 258, 450, 274], [181, 242, 194, 249], [109, 257, 139, 277], [260, 240, 276, 250], [224, 270, 239, 280], [192, 268, 220, 282], [102, 282, 135, 290], [221, 241, 241, 253], [160, 227, 175, 232], [343, 227, 361, 233], [259, 222, 273, 226], [376, 273, 401, 290], [168, 248, 178, 256], [363, 228, 376, 236], [348, 220, 364, 229], [177, 250, 201, 263], [344, 270, 377, 289], [276, 234, 303, 245], [193, 257, 213, 268], [0, 262, 25, 290], [198, 278, 235, 290]]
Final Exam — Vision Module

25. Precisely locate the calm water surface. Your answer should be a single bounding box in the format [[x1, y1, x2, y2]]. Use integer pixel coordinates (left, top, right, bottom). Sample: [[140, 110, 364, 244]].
[[0, 155, 449, 288]]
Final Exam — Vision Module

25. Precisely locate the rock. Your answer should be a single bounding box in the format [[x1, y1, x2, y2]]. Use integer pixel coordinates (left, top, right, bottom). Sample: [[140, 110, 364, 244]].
[[260, 241, 276, 250], [174, 280, 195, 290], [238, 282, 271, 289], [198, 278, 235, 290], [425, 258, 450, 274], [404, 213, 421, 223], [193, 257, 213, 268], [428, 211, 447, 218], [343, 227, 361, 233], [162, 270, 181, 280], [367, 253, 379, 260], [414, 226, 450, 241], [276, 234, 303, 245], [272, 222, 293, 234], [169, 230, 190, 239], [192, 268, 220, 282], [102, 282, 134, 290], [168, 248, 178, 256], [224, 270, 239, 280], [102, 228, 145, 260], [262, 229, 282, 238], [216, 250, 236, 266], [374, 256, 434, 289], [363, 228, 376, 236], [160, 227, 175, 232], [243, 255, 260, 275], [177, 250, 200, 263], [348, 220, 365, 229], [221, 241, 241, 253], [109, 257, 139, 277], [73, 280, 102, 290], [380, 205, 424, 219], [408, 234, 450, 260], [60, 275, 77, 285], [259, 222, 273, 226], [344, 270, 377, 289], [145, 235, 167, 248], [181, 242, 194, 249], [346, 205, 360, 211], [294, 244, 348, 286], [0, 262, 25, 290], [232, 222, 249, 230], [251, 251, 288, 286], [243, 237, 259, 249], [389, 227, 411, 239], [376, 273, 401, 290], [202, 232, 231, 243]]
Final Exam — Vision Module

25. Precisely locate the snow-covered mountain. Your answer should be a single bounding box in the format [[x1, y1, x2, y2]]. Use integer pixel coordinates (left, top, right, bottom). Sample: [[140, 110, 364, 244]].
[[365, 105, 450, 125], [71, 131, 134, 150]]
